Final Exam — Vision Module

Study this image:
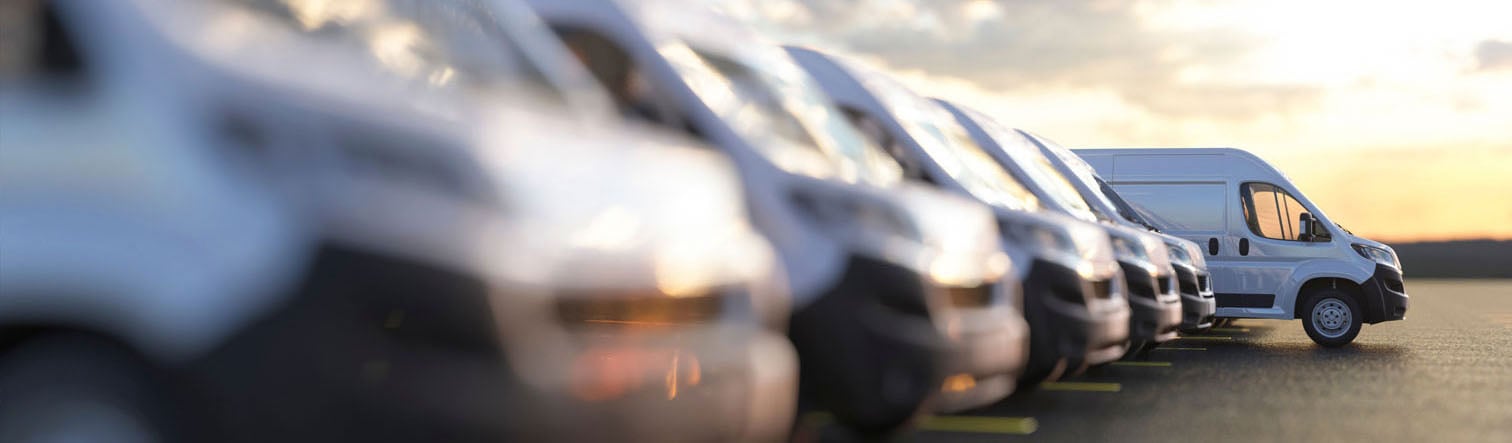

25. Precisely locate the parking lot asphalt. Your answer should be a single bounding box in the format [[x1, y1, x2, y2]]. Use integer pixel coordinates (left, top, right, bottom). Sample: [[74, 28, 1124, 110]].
[[815, 280, 1512, 442]]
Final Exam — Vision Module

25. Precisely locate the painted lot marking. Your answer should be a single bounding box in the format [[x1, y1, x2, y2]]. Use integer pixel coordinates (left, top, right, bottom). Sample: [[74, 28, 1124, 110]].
[[1110, 361, 1173, 367], [1209, 327, 1251, 333], [919, 416, 1039, 435], [1040, 382, 1121, 392], [1152, 347, 1206, 351], [1177, 335, 1233, 341]]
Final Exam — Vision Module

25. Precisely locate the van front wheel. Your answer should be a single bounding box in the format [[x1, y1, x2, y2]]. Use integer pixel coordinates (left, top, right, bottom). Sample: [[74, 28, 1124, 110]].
[[1301, 289, 1362, 347]]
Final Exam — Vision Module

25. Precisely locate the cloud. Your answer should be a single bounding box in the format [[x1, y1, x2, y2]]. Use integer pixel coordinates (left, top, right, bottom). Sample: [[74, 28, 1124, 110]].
[[720, 0, 1320, 120], [1475, 39, 1512, 71]]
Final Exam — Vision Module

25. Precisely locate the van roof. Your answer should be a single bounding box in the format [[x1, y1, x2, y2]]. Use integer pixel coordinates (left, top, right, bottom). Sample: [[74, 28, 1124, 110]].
[[1071, 147, 1291, 183]]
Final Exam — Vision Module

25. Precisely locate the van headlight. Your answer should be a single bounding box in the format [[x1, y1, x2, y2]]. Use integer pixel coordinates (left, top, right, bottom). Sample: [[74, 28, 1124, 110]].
[[1109, 233, 1151, 268], [1166, 241, 1193, 267], [1352, 244, 1400, 269]]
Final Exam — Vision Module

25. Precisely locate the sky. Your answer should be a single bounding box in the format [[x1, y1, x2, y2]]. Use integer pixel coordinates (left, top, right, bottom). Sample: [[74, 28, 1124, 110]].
[[710, 0, 1512, 242]]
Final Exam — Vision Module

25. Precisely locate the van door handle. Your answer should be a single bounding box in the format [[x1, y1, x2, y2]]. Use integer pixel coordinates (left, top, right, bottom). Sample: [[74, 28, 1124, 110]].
[[1239, 238, 1251, 256], [1207, 238, 1219, 255]]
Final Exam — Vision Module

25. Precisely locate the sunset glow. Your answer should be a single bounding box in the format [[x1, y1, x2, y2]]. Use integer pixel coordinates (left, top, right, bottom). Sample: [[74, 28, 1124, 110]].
[[719, 0, 1512, 242]]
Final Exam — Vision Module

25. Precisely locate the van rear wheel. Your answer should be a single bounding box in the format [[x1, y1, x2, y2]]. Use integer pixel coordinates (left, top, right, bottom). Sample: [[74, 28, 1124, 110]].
[[1301, 289, 1362, 347], [0, 334, 173, 443]]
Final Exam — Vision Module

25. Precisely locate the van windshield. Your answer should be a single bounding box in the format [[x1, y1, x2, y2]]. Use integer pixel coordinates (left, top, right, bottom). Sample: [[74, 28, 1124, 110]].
[[1097, 178, 1160, 230], [856, 70, 1040, 211], [963, 110, 1100, 221], [224, 0, 567, 102], [1033, 132, 1139, 220], [661, 44, 902, 185]]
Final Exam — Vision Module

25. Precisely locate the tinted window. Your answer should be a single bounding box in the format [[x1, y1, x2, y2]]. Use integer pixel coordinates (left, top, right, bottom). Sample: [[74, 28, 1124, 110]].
[[1242, 182, 1311, 241], [1113, 183, 1227, 232], [853, 69, 1040, 211], [963, 113, 1096, 220], [1098, 178, 1156, 229], [226, 0, 563, 101]]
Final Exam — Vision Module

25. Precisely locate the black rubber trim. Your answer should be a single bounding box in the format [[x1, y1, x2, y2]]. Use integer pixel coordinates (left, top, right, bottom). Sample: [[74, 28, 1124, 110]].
[[1359, 264, 1409, 324], [1118, 262, 1159, 300], [1021, 258, 1093, 368], [180, 245, 513, 441], [1215, 293, 1274, 308], [790, 255, 944, 433]]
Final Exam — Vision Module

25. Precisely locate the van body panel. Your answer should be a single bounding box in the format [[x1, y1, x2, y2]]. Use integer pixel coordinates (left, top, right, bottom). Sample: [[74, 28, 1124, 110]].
[[1075, 148, 1405, 323]]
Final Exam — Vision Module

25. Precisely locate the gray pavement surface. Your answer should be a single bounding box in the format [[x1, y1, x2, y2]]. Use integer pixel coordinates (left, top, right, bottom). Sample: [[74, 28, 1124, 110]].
[[840, 280, 1512, 442]]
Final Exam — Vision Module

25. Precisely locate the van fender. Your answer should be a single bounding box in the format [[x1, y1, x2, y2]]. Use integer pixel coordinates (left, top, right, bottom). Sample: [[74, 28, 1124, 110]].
[[0, 207, 309, 364], [1277, 259, 1373, 318]]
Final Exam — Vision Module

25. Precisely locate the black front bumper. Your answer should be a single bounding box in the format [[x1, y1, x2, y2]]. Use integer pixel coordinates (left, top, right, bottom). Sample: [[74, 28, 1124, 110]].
[[1118, 262, 1180, 342], [789, 255, 947, 431], [1360, 264, 1409, 324], [1172, 264, 1216, 330], [1020, 258, 1127, 377]]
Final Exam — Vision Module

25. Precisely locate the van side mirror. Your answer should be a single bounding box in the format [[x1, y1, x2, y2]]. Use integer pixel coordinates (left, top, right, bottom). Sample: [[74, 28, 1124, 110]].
[[1311, 219, 1331, 241], [1298, 213, 1312, 241], [1298, 213, 1329, 242]]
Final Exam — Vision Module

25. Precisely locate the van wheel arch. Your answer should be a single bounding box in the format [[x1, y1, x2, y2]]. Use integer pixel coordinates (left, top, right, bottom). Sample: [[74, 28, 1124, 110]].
[[1294, 278, 1365, 319], [0, 327, 178, 441]]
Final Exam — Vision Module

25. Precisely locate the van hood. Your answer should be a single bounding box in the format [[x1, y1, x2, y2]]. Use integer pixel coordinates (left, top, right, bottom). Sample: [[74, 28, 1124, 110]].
[[476, 114, 775, 295], [995, 208, 1117, 279]]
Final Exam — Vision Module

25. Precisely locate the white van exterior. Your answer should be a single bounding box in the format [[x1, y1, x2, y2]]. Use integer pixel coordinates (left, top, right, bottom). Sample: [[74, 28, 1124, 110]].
[[1074, 148, 1408, 346]]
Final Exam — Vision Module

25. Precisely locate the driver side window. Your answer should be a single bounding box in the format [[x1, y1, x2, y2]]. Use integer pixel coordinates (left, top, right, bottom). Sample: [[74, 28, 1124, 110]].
[[552, 27, 675, 126], [1241, 182, 1312, 241], [840, 107, 929, 183]]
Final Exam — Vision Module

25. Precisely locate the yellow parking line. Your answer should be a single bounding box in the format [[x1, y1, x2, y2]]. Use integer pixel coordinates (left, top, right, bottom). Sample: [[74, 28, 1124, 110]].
[[1178, 336, 1233, 341], [1041, 381, 1121, 392], [1152, 347, 1207, 351], [1110, 361, 1173, 367], [1209, 327, 1251, 333], [919, 416, 1039, 435]]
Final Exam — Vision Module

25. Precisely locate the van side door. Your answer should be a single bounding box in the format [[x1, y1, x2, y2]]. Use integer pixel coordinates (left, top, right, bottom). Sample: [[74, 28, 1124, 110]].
[[1227, 182, 1337, 315], [1106, 181, 1242, 292]]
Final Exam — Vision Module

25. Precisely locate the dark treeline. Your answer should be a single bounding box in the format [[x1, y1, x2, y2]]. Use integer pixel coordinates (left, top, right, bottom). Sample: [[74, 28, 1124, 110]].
[[1389, 239, 1512, 279]]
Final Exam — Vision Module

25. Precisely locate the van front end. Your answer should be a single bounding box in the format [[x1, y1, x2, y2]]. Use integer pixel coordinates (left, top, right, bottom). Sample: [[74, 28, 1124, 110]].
[[1166, 239, 1217, 331], [1354, 243, 1409, 323], [1001, 212, 1129, 383], [1108, 229, 1184, 346], [882, 185, 1028, 414], [1362, 264, 1410, 322], [788, 254, 946, 434], [788, 182, 1018, 431], [930, 273, 1028, 413]]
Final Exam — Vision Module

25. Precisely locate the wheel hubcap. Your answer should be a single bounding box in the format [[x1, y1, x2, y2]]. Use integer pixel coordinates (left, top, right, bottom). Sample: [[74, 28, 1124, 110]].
[[1311, 299, 1352, 338]]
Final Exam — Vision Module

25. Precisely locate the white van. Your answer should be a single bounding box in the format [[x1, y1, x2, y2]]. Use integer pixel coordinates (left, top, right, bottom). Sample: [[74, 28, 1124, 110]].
[[789, 46, 1131, 388], [526, 0, 1022, 432], [1074, 148, 1409, 346], [936, 100, 1188, 352], [0, 0, 795, 441]]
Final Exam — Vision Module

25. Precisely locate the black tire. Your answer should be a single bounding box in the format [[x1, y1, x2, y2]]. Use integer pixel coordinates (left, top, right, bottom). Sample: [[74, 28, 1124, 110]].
[[1300, 289, 1363, 347], [0, 334, 174, 443]]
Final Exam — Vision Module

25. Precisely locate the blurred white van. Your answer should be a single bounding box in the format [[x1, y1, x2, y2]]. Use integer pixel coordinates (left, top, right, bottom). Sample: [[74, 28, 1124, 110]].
[[1074, 148, 1408, 346]]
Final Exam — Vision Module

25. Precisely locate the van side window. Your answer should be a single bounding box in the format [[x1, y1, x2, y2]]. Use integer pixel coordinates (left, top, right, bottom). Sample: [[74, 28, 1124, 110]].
[[0, 0, 89, 86], [552, 27, 666, 124], [841, 107, 929, 183], [1242, 182, 1311, 241]]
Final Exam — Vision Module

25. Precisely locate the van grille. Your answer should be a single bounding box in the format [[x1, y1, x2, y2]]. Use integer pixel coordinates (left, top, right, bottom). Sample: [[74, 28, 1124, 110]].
[[945, 284, 995, 308], [1089, 279, 1115, 299], [1198, 275, 1211, 294], [556, 290, 730, 327], [1157, 275, 1173, 295]]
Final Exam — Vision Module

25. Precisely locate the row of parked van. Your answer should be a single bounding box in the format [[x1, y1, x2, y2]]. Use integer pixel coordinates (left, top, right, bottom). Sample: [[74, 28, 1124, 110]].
[[0, 0, 1410, 441]]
